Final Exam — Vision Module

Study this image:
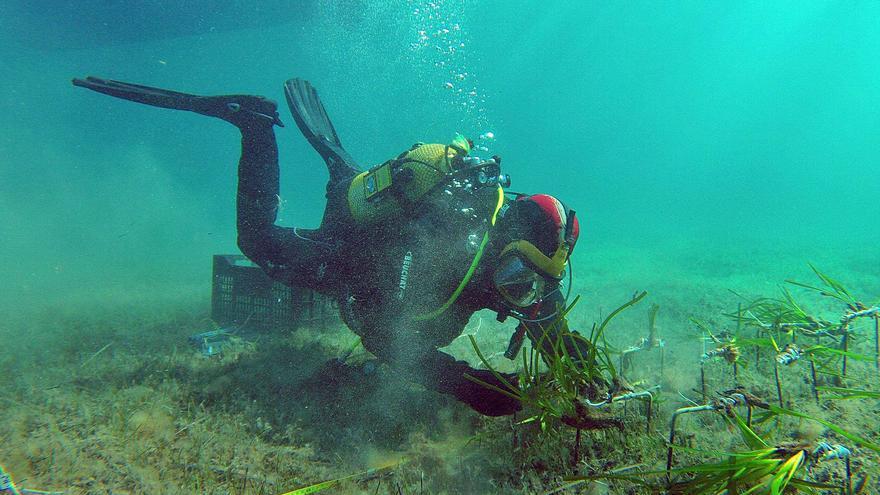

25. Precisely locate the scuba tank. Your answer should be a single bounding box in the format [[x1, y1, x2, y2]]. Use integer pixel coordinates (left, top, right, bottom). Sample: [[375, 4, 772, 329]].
[[346, 134, 510, 225]]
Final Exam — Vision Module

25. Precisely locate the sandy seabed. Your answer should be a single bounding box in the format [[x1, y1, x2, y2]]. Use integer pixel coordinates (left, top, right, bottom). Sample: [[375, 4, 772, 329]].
[[2, 242, 878, 494]]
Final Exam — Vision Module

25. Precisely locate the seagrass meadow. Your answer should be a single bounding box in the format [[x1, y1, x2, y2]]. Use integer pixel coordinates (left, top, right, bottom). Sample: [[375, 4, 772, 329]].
[[2, 2, 879, 494]]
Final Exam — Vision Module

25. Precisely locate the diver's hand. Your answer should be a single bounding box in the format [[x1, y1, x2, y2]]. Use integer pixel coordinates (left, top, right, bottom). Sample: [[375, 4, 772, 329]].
[[458, 369, 522, 417]]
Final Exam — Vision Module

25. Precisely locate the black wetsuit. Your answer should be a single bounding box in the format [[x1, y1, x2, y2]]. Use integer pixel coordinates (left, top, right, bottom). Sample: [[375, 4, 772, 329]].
[[235, 121, 533, 416], [71, 75, 575, 416]]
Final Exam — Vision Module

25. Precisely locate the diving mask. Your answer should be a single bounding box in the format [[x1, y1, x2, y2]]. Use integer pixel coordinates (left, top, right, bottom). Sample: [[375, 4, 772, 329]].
[[493, 254, 553, 307], [493, 207, 577, 309]]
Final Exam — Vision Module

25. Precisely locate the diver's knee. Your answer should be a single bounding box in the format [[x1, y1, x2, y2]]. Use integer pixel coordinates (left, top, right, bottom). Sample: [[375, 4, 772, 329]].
[[236, 233, 264, 260]]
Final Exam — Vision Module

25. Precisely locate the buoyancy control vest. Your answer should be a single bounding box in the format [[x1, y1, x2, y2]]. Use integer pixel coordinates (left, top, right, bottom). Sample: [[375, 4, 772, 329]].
[[347, 135, 487, 225]]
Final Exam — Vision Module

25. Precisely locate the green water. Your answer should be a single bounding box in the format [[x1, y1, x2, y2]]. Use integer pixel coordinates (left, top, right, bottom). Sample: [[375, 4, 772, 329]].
[[1, 2, 878, 493], [2, 1, 877, 309]]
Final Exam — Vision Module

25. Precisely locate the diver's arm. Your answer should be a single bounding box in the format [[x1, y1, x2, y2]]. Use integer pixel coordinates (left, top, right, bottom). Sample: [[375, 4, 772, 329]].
[[235, 126, 334, 292], [360, 333, 521, 416], [420, 348, 521, 416]]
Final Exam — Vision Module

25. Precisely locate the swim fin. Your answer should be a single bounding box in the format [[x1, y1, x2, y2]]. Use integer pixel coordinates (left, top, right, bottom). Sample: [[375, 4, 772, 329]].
[[284, 78, 360, 181], [72, 76, 284, 128]]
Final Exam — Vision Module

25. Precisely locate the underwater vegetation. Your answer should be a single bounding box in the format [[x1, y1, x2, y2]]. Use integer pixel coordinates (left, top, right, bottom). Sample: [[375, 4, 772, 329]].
[[2, 266, 878, 494], [458, 265, 880, 494]]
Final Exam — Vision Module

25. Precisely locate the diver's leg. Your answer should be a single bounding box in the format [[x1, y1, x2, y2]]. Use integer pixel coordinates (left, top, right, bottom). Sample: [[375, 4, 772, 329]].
[[234, 109, 340, 293], [316, 169, 359, 238], [281, 78, 362, 238], [73, 76, 338, 292], [235, 122, 282, 247], [284, 78, 361, 184]]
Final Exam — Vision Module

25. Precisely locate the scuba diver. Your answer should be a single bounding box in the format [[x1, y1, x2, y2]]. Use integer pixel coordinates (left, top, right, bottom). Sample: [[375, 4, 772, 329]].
[[73, 76, 582, 416]]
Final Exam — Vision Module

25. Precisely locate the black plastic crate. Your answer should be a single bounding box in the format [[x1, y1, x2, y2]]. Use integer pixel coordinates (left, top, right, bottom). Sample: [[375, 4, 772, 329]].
[[211, 254, 338, 330]]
